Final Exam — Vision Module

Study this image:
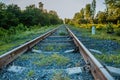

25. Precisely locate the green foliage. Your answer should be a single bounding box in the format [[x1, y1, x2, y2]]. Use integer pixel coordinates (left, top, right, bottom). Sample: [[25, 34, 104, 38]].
[[95, 54, 120, 64], [33, 55, 53, 66], [27, 70, 35, 77], [91, 0, 96, 19], [56, 45, 66, 51], [59, 32, 66, 36], [20, 54, 31, 60], [51, 53, 70, 65], [33, 53, 70, 66], [45, 45, 54, 51], [66, 0, 120, 25], [0, 27, 7, 36], [52, 72, 70, 80], [96, 11, 106, 24], [115, 28, 120, 36], [0, 25, 56, 55], [96, 24, 105, 30], [33, 46, 39, 50], [106, 23, 114, 34], [0, 2, 63, 29], [85, 4, 92, 23], [69, 25, 120, 42]]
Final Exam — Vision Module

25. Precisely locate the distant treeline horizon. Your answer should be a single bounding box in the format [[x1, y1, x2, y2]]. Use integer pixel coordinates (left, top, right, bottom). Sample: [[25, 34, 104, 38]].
[[0, 2, 63, 29], [65, 0, 120, 25]]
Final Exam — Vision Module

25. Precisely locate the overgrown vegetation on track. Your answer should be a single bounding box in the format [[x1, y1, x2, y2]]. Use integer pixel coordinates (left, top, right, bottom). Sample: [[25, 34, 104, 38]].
[[33, 53, 70, 66]]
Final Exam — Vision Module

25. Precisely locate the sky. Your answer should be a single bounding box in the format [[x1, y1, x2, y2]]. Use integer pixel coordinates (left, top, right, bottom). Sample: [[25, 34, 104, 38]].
[[1, 0, 106, 19]]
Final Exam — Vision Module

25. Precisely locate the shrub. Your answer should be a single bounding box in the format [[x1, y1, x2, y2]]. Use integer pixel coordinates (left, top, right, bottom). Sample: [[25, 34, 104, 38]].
[[117, 24, 120, 28], [0, 28, 7, 36], [16, 23, 28, 32], [116, 28, 120, 36], [96, 24, 105, 31], [106, 23, 114, 34]]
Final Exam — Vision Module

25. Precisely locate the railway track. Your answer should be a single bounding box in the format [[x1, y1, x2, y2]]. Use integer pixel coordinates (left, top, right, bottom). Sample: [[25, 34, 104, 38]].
[[0, 25, 114, 80]]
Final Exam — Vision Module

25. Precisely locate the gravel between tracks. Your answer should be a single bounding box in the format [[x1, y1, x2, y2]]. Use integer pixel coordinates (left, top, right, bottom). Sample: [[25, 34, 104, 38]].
[[0, 25, 93, 80]]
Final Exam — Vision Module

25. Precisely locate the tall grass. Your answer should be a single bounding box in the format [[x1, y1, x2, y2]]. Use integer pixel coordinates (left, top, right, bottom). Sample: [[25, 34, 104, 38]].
[[0, 24, 57, 55], [94, 53, 120, 65], [70, 24, 120, 42]]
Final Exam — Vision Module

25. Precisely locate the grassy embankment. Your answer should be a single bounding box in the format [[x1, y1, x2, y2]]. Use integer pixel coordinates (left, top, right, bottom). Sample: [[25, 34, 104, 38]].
[[70, 24, 120, 66], [0, 24, 58, 55], [71, 24, 120, 42]]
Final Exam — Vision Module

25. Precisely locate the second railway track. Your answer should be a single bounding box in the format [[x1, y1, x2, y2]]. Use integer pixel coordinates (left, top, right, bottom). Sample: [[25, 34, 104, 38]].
[[0, 25, 114, 80]]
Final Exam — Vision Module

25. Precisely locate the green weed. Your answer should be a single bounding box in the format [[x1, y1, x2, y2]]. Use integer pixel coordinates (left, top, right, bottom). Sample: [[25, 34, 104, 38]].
[[94, 54, 120, 64], [45, 45, 54, 51], [59, 32, 66, 36], [56, 45, 66, 51], [52, 72, 70, 80], [27, 70, 35, 77], [33, 53, 70, 66], [33, 46, 39, 50], [51, 53, 70, 65], [20, 54, 31, 60]]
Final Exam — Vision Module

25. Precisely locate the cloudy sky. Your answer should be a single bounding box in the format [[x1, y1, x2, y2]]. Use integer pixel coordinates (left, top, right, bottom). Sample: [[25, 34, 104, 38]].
[[1, 0, 106, 19]]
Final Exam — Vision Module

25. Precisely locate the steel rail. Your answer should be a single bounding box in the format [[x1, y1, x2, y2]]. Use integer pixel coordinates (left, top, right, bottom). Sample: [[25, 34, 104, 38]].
[[0, 27, 58, 68], [66, 26, 114, 80]]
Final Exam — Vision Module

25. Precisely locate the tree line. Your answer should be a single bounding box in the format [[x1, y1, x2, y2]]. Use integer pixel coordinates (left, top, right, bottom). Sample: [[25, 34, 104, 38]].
[[65, 0, 120, 25], [0, 2, 63, 29]]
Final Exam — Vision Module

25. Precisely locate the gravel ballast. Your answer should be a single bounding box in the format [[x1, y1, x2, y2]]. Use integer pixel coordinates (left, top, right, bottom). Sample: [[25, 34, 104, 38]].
[[0, 25, 93, 80]]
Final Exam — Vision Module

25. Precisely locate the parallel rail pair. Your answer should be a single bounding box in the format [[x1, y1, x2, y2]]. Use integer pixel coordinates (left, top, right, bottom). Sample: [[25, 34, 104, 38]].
[[0, 25, 114, 80]]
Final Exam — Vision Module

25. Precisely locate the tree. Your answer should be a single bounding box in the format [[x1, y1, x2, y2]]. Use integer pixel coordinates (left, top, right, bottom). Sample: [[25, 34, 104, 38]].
[[49, 10, 61, 25], [85, 4, 92, 23], [91, 0, 96, 22], [0, 3, 20, 29], [96, 11, 107, 23], [0, 2, 63, 29], [80, 8, 84, 19], [0, 2, 6, 10], [6, 4, 21, 17], [105, 0, 120, 23], [72, 8, 86, 25], [39, 2, 43, 10]]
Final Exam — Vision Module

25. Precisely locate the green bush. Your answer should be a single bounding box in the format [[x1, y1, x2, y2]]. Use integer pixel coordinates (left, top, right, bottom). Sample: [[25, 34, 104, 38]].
[[116, 28, 120, 36], [96, 24, 105, 31], [117, 24, 120, 28], [16, 23, 28, 32], [106, 23, 114, 34], [0, 28, 7, 36]]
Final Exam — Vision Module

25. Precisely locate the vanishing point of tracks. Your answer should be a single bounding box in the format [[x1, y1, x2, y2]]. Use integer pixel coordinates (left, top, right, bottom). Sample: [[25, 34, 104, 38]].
[[0, 25, 114, 80]]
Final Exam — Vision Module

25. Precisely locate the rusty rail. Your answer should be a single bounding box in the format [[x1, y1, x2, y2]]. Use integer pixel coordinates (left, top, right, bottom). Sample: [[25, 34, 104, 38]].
[[66, 26, 114, 80], [0, 27, 58, 68]]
